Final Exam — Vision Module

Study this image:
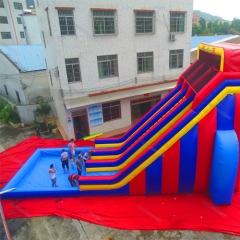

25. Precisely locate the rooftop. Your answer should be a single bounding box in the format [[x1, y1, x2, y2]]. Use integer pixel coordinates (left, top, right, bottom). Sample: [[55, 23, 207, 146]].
[[191, 35, 239, 49], [0, 44, 46, 72]]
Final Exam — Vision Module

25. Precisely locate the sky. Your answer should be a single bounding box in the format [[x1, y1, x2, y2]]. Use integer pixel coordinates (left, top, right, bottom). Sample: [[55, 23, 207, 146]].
[[193, 0, 240, 21]]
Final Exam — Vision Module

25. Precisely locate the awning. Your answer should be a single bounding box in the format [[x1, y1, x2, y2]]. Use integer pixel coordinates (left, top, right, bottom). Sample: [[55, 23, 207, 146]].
[[64, 81, 177, 110]]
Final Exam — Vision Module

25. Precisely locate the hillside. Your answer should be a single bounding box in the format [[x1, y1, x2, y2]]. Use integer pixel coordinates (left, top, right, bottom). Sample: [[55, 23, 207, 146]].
[[193, 10, 226, 21]]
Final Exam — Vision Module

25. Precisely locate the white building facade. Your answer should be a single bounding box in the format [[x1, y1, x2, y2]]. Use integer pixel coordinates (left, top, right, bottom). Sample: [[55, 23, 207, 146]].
[[35, 0, 193, 139], [0, 0, 27, 45]]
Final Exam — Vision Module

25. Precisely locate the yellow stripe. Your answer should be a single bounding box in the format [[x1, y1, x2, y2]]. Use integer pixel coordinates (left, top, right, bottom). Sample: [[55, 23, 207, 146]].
[[94, 89, 181, 149], [86, 102, 192, 172], [83, 133, 103, 140], [95, 143, 122, 148], [80, 87, 240, 190]]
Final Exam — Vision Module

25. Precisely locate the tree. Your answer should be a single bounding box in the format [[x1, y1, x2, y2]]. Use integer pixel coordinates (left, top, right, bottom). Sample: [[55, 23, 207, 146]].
[[231, 18, 240, 32], [212, 21, 219, 33], [207, 21, 213, 29], [192, 24, 202, 36], [228, 28, 239, 35], [222, 22, 230, 34], [199, 17, 206, 30], [33, 100, 52, 122]]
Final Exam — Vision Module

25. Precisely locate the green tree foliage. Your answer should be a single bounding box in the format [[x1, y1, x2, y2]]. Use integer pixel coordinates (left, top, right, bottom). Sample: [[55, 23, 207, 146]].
[[0, 103, 20, 124], [33, 100, 52, 122], [199, 17, 206, 30], [231, 18, 240, 32], [192, 17, 240, 36], [207, 21, 213, 29]]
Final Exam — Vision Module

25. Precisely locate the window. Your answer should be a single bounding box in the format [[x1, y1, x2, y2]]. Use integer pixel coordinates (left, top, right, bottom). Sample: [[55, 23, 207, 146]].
[[1, 32, 11, 39], [97, 55, 118, 78], [16, 91, 21, 103], [170, 12, 186, 32], [65, 58, 81, 82], [92, 10, 116, 34], [46, 10, 52, 36], [58, 10, 75, 35], [135, 12, 154, 34], [49, 71, 53, 86], [169, 49, 183, 69], [0, 16, 8, 24], [4, 85, 8, 96], [17, 17, 22, 24], [13, 2, 23, 10], [0, 0, 4, 8], [20, 31, 25, 38], [102, 101, 121, 122], [42, 31, 46, 48], [137, 52, 153, 73]]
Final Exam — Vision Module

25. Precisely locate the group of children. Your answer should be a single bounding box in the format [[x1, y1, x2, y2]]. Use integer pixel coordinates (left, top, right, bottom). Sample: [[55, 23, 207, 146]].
[[49, 138, 93, 187]]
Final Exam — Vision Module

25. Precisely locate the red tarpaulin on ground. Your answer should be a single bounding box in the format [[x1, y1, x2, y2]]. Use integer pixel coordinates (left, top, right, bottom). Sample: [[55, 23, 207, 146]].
[[1, 136, 240, 235]]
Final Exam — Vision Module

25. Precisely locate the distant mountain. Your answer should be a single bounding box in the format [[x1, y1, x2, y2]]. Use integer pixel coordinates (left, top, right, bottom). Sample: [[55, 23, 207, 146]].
[[26, 0, 35, 8], [193, 10, 226, 21]]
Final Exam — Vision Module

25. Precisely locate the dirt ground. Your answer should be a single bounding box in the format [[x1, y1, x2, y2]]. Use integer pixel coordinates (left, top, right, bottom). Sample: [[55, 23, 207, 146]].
[[0, 123, 240, 240]]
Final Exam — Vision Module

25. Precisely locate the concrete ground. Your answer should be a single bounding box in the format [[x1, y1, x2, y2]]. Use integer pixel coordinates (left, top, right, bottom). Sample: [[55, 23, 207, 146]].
[[0, 123, 240, 240]]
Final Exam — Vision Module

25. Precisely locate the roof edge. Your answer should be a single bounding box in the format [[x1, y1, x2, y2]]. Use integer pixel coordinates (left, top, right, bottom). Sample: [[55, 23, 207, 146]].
[[0, 50, 20, 72]]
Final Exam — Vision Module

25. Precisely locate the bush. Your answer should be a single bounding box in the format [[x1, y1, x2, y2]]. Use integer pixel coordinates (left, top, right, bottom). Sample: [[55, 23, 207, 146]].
[[0, 98, 7, 112], [33, 100, 51, 122], [0, 104, 20, 124]]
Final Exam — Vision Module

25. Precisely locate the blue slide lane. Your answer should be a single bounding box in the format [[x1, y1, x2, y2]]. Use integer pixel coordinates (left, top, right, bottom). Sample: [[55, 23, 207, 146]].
[[86, 93, 194, 168], [210, 130, 239, 205], [94, 84, 183, 144], [79, 79, 240, 185], [179, 125, 198, 193], [91, 87, 188, 157]]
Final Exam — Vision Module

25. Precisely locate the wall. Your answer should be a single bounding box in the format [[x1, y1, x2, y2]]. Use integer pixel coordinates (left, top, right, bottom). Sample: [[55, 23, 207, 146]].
[[0, 0, 27, 45], [0, 51, 28, 104], [0, 53, 51, 104], [20, 71, 51, 104], [36, 0, 193, 100], [16, 101, 56, 124], [21, 14, 41, 44], [35, 0, 193, 138]]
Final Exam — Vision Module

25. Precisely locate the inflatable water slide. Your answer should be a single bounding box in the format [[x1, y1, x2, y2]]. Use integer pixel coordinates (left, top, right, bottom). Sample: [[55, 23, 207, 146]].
[[2, 43, 240, 205], [80, 42, 240, 205]]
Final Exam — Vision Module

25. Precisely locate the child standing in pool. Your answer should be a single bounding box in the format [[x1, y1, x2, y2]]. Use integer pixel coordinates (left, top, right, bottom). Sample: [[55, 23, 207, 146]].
[[49, 164, 58, 187], [68, 138, 76, 159]]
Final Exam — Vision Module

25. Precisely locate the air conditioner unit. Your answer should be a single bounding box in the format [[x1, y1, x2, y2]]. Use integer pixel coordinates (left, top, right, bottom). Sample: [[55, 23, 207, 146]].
[[170, 33, 176, 42]]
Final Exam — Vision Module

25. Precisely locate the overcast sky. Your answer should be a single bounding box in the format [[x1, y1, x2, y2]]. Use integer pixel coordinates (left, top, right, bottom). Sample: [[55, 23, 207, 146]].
[[193, 0, 240, 21]]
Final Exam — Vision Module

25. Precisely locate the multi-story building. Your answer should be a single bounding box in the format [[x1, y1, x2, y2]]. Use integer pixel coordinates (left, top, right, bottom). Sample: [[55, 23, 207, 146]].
[[35, 0, 193, 139], [192, 12, 200, 26], [0, 0, 27, 45]]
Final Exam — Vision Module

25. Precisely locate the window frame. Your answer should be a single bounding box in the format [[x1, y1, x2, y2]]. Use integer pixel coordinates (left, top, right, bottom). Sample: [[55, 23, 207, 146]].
[[169, 49, 184, 69], [15, 91, 21, 103], [65, 58, 82, 83], [97, 54, 118, 79], [0, 16, 8, 24], [20, 31, 25, 38], [17, 17, 22, 24], [4, 85, 8, 96], [134, 10, 155, 34], [102, 100, 121, 122], [137, 52, 154, 73], [13, 2, 23, 10], [170, 11, 186, 33], [1, 32, 12, 39], [92, 9, 117, 35], [57, 9, 75, 36], [45, 9, 52, 36], [0, 0, 4, 8]]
